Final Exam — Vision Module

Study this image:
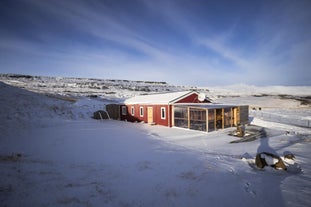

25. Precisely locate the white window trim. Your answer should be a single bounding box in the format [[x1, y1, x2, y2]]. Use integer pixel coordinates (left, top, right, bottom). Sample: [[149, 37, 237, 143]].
[[140, 106, 144, 117], [131, 106, 135, 116], [121, 106, 127, 115], [161, 107, 166, 120]]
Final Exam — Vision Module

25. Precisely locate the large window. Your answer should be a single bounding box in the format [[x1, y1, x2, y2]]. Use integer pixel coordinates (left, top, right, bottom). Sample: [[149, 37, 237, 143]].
[[224, 108, 232, 128], [174, 106, 188, 129], [174, 106, 235, 133], [208, 109, 215, 132], [189, 108, 206, 131], [216, 109, 223, 129], [161, 107, 166, 119]]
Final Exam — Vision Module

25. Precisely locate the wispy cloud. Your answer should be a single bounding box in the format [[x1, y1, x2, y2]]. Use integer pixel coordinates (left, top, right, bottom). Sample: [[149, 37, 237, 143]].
[[167, 0, 311, 85], [0, 0, 310, 85]]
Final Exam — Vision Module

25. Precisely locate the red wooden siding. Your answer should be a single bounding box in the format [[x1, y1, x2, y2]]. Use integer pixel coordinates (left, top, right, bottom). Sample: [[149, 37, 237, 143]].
[[120, 104, 170, 127], [152, 105, 169, 126], [120, 92, 209, 127], [176, 93, 200, 103], [176, 93, 211, 103]]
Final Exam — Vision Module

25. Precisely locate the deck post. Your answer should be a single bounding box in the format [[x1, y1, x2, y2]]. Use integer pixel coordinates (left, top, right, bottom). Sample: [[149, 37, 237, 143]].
[[206, 109, 208, 132], [214, 109, 216, 130], [187, 107, 190, 129], [222, 108, 224, 129]]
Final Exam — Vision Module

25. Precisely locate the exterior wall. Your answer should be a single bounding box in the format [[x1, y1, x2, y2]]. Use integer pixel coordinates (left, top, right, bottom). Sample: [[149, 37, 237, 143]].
[[121, 104, 170, 127], [120, 104, 143, 122], [153, 105, 170, 126], [176, 93, 211, 104], [176, 93, 200, 103]]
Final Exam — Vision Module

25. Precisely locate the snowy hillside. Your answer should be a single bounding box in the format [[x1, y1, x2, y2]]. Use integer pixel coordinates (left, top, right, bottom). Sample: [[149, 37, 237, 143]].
[[0, 74, 201, 99], [0, 75, 311, 207], [206, 83, 311, 97], [0, 81, 109, 131]]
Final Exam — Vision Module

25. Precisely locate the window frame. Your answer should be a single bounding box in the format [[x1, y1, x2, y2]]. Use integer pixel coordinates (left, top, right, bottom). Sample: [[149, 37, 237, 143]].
[[161, 107, 166, 120], [140, 106, 144, 117], [131, 106, 135, 116], [121, 106, 127, 115]]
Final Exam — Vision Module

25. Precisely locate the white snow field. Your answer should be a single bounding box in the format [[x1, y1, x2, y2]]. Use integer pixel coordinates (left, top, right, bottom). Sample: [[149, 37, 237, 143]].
[[1, 79, 311, 207]]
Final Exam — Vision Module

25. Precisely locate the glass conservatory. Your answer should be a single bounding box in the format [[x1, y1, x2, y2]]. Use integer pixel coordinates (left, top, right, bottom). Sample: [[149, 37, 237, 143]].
[[173, 104, 248, 132]]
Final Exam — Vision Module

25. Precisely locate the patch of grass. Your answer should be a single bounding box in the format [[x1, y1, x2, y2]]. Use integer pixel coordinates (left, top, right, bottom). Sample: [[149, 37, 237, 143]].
[[46, 94, 77, 102], [253, 94, 269, 97]]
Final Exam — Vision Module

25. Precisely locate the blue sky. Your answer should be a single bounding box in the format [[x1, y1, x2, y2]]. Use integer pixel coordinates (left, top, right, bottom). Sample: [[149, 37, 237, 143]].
[[0, 0, 310, 86]]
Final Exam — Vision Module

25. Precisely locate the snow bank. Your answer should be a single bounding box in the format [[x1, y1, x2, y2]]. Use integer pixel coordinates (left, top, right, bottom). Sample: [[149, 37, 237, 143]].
[[0, 82, 107, 131], [251, 110, 311, 128]]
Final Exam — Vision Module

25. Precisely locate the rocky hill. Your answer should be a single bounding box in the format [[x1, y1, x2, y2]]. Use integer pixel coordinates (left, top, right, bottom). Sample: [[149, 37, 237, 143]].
[[0, 74, 206, 99]]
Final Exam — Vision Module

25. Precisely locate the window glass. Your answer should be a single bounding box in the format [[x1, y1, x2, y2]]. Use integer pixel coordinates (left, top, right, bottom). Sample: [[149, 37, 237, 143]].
[[208, 109, 215, 132], [140, 107, 144, 117], [224, 108, 232, 128], [174, 107, 188, 129], [161, 107, 166, 119], [122, 106, 127, 115], [189, 108, 206, 131], [131, 106, 135, 116]]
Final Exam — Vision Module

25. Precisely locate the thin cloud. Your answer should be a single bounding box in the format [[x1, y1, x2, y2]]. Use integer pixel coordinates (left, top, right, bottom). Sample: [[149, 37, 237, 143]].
[[0, 0, 310, 86]]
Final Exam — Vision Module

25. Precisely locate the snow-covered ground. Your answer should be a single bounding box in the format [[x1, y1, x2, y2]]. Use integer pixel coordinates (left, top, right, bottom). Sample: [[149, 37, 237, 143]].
[[1, 77, 311, 207]]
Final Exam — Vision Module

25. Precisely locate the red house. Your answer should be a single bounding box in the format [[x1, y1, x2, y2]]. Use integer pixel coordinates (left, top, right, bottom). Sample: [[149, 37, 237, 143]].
[[120, 91, 210, 127], [115, 91, 249, 133]]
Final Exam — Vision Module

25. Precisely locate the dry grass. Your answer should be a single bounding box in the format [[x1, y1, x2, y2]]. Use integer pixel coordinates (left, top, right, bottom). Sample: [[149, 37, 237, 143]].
[[46, 94, 77, 103]]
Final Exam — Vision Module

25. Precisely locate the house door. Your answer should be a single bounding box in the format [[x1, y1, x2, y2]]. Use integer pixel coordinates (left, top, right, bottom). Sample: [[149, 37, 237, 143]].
[[147, 107, 153, 124]]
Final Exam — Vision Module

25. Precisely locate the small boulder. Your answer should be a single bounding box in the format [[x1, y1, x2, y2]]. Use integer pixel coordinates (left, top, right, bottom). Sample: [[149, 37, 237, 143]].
[[255, 153, 267, 169], [255, 152, 287, 170]]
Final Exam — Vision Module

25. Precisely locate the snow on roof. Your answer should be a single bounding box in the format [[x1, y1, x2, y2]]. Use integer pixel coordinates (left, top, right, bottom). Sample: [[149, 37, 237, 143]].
[[173, 103, 243, 109], [124, 91, 198, 105]]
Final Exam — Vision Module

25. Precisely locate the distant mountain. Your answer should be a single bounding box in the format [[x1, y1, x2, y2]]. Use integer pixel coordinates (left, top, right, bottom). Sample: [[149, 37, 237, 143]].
[[0, 74, 207, 99], [1, 74, 310, 101]]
